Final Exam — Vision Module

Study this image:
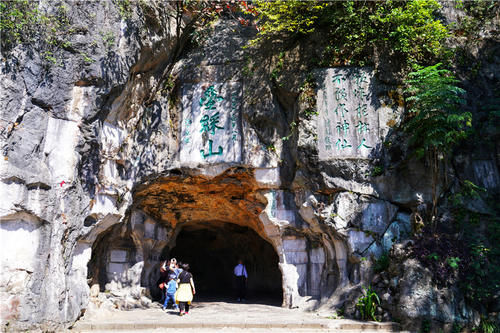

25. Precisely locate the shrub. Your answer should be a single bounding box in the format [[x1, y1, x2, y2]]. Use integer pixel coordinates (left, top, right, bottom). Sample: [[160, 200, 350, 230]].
[[373, 253, 390, 273], [404, 63, 471, 223], [251, 0, 449, 66], [356, 285, 381, 321], [0, 0, 72, 62]]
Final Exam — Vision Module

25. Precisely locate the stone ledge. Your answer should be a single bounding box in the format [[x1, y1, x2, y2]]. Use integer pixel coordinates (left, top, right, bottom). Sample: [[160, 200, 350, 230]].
[[71, 320, 400, 331], [337, 321, 402, 331]]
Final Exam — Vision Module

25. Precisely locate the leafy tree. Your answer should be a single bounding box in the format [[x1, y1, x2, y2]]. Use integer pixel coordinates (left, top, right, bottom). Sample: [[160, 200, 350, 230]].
[[404, 64, 471, 224], [252, 0, 328, 40], [251, 0, 449, 66], [371, 0, 449, 63]]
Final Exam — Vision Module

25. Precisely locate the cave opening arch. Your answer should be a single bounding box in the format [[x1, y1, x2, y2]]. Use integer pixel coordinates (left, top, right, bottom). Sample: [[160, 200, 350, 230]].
[[163, 221, 283, 303], [86, 168, 291, 307]]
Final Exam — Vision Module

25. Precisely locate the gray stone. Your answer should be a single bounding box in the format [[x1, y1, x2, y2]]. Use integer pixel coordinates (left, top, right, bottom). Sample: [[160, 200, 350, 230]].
[[310, 247, 326, 264], [282, 238, 307, 252], [284, 251, 308, 264], [110, 250, 128, 263], [395, 213, 411, 235], [381, 292, 392, 305], [254, 168, 281, 188], [389, 259, 472, 331], [364, 241, 383, 259], [332, 192, 359, 231], [373, 158, 435, 205], [347, 230, 374, 254], [381, 217, 412, 253], [472, 160, 500, 190], [360, 200, 398, 235]]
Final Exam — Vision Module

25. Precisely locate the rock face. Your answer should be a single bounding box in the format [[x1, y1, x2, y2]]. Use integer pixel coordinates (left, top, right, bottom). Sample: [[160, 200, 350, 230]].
[[0, 1, 498, 331]]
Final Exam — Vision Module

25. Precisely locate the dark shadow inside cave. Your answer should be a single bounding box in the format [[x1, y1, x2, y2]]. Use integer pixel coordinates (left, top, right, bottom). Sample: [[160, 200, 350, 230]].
[[166, 222, 282, 304]]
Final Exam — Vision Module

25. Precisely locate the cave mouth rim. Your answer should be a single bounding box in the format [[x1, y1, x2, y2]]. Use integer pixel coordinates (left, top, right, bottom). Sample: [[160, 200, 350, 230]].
[[131, 167, 268, 233], [164, 219, 279, 259]]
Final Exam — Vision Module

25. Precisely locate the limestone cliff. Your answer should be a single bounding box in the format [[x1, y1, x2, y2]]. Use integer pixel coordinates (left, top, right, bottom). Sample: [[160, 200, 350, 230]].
[[0, 1, 498, 332]]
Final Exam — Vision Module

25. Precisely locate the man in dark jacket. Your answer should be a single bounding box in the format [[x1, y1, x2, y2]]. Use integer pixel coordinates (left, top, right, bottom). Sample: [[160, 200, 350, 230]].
[[233, 259, 248, 301]]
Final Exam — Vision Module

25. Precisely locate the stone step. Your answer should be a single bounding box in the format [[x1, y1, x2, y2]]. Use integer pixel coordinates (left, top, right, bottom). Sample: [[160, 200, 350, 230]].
[[338, 322, 402, 330], [71, 320, 402, 332]]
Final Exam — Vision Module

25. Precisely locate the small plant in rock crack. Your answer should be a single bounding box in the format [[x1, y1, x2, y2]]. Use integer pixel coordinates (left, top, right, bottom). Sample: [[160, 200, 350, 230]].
[[370, 165, 384, 177], [427, 252, 440, 261], [447, 256, 461, 270], [479, 316, 498, 333], [373, 253, 390, 273], [356, 285, 380, 321], [421, 318, 431, 333]]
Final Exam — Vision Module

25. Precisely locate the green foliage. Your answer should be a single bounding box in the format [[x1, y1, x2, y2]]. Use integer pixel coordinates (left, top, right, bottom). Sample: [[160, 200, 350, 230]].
[[421, 318, 432, 333], [0, 0, 73, 63], [447, 178, 500, 309], [270, 51, 285, 82], [450, 180, 487, 208], [0, 0, 44, 51], [372, 0, 449, 63], [298, 73, 318, 117], [404, 63, 471, 221], [282, 121, 297, 141], [404, 63, 470, 157], [373, 253, 390, 273], [252, 0, 328, 41], [330, 308, 344, 319], [371, 165, 384, 177], [101, 31, 116, 51], [42, 51, 58, 65], [479, 316, 498, 333], [252, 0, 449, 66], [463, 242, 498, 304], [356, 285, 380, 321], [114, 0, 133, 19], [447, 256, 461, 270], [163, 74, 176, 93], [79, 51, 95, 64], [454, 0, 499, 37], [427, 252, 440, 261], [452, 322, 463, 333]]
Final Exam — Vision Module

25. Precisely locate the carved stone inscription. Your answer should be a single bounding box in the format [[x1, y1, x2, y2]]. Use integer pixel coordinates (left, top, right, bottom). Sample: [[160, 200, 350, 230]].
[[317, 68, 379, 160], [180, 82, 242, 165]]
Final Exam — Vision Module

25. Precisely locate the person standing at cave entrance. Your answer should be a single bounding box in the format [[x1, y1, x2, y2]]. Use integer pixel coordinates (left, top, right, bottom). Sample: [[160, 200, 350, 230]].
[[163, 258, 178, 279], [233, 259, 248, 302], [163, 275, 179, 311], [159, 258, 177, 304], [158, 259, 171, 304], [174, 260, 183, 278], [175, 263, 196, 316]]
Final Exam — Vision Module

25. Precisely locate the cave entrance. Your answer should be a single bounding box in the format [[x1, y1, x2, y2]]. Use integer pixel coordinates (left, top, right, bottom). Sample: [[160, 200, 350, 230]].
[[166, 221, 282, 304]]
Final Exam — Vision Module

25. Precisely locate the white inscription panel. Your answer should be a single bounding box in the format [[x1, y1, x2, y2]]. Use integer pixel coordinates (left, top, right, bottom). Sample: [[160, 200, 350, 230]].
[[180, 82, 242, 165], [317, 68, 380, 160]]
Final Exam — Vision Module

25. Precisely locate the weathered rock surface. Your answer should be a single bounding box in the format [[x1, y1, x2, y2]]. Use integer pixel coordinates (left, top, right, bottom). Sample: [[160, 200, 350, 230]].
[[0, 1, 498, 332]]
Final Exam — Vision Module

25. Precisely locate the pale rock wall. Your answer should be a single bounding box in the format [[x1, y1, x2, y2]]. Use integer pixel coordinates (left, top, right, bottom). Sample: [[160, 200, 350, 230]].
[[1, 0, 186, 329], [0, 1, 498, 331]]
